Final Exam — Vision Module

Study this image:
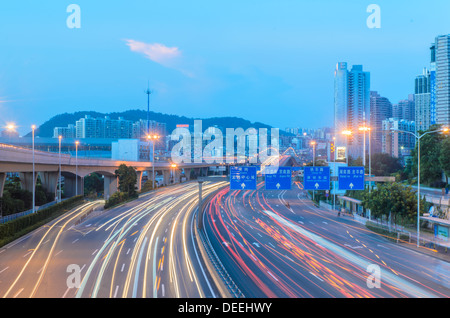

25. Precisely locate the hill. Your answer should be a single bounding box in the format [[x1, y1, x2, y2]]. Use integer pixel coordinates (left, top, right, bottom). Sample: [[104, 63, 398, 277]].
[[27, 109, 290, 137]]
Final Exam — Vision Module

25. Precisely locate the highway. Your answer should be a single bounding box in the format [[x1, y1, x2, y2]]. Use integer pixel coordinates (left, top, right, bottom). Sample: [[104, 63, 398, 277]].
[[2, 167, 449, 299], [0, 181, 227, 298], [203, 181, 450, 298]]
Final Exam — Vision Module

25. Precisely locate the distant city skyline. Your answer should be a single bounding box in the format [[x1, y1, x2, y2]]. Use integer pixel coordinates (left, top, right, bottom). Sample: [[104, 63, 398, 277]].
[[1, 1, 450, 136]]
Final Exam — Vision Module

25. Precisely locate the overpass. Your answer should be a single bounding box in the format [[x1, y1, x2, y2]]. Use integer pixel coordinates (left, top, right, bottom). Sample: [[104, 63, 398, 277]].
[[0, 143, 225, 200]]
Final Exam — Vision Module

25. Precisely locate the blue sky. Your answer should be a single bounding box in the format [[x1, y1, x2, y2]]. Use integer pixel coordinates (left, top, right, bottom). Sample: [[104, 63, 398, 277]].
[[1, 0, 449, 135]]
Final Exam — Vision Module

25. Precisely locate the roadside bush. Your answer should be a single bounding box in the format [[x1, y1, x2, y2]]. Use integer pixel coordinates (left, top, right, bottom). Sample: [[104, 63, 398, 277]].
[[0, 195, 84, 245], [104, 192, 131, 209]]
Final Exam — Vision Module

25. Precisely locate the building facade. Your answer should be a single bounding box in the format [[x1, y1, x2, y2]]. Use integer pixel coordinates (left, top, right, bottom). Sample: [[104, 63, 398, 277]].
[[393, 94, 415, 122], [334, 62, 370, 161], [382, 118, 416, 160], [415, 68, 432, 132], [370, 91, 392, 154], [435, 34, 450, 127]]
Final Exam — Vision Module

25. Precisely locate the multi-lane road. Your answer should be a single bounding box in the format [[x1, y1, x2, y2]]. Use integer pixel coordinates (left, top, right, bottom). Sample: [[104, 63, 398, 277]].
[[1, 176, 449, 298], [203, 181, 450, 298], [0, 181, 227, 298]]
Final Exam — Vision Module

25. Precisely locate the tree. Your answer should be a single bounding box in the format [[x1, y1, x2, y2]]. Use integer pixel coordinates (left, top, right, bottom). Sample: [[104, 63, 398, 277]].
[[410, 125, 445, 186], [84, 173, 104, 196], [115, 164, 138, 198], [362, 182, 426, 227], [439, 136, 450, 184], [368, 153, 403, 176]]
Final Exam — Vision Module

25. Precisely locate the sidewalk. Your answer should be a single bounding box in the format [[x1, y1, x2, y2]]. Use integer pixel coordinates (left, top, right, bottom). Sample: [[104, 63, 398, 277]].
[[366, 218, 450, 262]]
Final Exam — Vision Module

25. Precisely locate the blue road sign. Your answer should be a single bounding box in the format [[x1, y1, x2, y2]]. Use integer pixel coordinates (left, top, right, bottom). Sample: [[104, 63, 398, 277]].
[[338, 166, 365, 190], [230, 166, 257, 190], [265, 167, 292, 190], [304, 166, 330, 190]]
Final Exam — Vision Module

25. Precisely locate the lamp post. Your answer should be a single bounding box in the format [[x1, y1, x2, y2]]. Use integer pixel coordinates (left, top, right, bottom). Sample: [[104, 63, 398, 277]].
[[171, 163, 177, 184], [310, 140, 316, 167], [32, 125, 36, 213], [390, 126, 449, 247], [332, 136, 336, 211], [147, 134, 160, 189], [342, 130, 352, 165], [75, 141, 79, 196], [310, 140, 316, 201], [58, 135, 62, 202], [359, 126, 371, 220]]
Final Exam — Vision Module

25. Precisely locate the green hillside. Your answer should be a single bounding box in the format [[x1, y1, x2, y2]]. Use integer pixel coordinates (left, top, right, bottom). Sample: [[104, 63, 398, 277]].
[[27, 109, 288, 137]]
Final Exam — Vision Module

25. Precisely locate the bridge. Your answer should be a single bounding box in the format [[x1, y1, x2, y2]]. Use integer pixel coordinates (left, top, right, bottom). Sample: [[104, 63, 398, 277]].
[[0, 143, 297, 201], [0, 143, 227, 200]]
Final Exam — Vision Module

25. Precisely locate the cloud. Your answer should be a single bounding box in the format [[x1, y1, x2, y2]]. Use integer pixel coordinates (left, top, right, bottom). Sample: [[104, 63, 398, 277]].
[[124, 39, 195, 77], [124, 39, 184, 70]]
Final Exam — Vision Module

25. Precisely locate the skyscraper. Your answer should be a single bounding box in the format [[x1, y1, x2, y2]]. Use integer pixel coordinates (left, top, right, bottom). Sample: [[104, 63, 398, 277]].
[[415, 68, 431, 132], [393, 95, 415, 122], [435, 34, 450, 127], [334, 62, 370, 161], [370, 91, 392, 154], [382, 118, 415, 160]]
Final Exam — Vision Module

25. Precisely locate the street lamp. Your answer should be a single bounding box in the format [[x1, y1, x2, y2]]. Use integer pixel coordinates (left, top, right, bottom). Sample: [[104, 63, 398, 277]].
[[31, 125, 36, 213], [390, 126, 449, 247], [332, 136, 337, 211], [6, 123, 16, 132], [58, 135, 62, 202], [310, 140, 316, 201], [147, 134, 160, 189], [75, 141, 79, 196], [359, 126, 372, 220], [171, 163, 177, 184], [310, 140, 316, 167], [341, 130, 352, 165]]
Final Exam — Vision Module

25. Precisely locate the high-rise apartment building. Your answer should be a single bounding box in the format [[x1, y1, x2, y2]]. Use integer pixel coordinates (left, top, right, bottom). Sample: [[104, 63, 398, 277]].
[[370, 91, 392, 154], [132, 119, 167, 139], [415, 68, 432, 132], [382, 118, 416, 160], [435, 34, 450, 127], [334, 62, 370, 161], [393, 94, 415, 122], [53, 124, 76, 138], [75, 115, 133, 139]]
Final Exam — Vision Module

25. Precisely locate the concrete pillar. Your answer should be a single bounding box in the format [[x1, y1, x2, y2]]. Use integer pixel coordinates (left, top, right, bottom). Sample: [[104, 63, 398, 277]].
[[174, 169, 180, 184], [64, 175, 83, 198], [19, 172, 38, 193], [136, 171, 143, 192], [184, 169, 191, 181], [0, 173, 6, 198], [146, 170, 155, 188], [104, 175, 118, 200], [193, 168, 201, 179], [39, 171, 59, 200], [163, 170, 171, 186]]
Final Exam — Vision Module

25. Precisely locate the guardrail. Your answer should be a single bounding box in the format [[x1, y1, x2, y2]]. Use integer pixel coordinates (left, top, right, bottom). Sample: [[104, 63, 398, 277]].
[[0, 200, 59, 224], [193, 182, 245, 298]]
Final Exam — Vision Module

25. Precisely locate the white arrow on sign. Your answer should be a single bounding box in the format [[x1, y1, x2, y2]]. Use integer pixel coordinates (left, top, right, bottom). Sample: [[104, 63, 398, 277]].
[[241, 183, 246, 189], [349, 183, 354, 189], [276, 183, 281, 189], [315, 183, 319, 189]]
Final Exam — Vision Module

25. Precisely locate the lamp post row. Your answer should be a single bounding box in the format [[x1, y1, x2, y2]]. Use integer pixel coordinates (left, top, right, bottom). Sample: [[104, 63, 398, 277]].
[[336, 124, 449, 248]]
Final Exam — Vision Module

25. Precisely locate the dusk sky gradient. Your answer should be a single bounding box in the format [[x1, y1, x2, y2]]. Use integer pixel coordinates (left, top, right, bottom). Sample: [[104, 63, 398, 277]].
[[1, 0, 450, 135]]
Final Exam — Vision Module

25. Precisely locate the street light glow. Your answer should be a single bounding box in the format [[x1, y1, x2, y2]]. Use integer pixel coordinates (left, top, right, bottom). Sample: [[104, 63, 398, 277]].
[[358, 126, 371, 132], [342, 130, 352, 135]]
